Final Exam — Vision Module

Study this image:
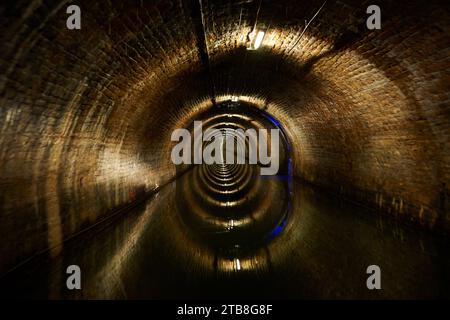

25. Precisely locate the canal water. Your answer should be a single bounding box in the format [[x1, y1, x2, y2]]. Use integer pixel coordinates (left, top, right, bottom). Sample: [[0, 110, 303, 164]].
[[1, 175, 449, 299]]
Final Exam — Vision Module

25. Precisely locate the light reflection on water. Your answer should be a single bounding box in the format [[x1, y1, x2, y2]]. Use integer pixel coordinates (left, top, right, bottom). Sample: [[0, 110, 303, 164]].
[[1, 178, 449, 299]]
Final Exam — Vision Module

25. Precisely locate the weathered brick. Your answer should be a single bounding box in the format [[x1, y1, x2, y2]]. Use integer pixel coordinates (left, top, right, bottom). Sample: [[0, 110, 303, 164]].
[[0, 0, 449, 275]]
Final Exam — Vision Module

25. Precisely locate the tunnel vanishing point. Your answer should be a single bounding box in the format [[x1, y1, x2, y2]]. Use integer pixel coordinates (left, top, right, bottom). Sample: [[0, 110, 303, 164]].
[[0, 0, 449, 299]]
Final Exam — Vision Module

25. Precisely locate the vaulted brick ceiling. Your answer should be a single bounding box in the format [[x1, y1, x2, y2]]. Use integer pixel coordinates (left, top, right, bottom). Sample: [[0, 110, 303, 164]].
[[0, 0, 449, 274]]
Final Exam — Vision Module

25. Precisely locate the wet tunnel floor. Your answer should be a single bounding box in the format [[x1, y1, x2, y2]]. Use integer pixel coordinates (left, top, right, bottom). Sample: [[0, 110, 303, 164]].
[[1, 177, 449, 299]]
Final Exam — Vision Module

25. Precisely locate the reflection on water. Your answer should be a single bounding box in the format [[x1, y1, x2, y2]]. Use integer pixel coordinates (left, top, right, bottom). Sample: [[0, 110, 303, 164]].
[[1, 177, 449, 299], [177, 164, 291, 252]]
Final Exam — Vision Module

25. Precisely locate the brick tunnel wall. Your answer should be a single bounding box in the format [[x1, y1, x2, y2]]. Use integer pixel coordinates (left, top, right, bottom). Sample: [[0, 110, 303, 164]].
[[0, 0, 449, 274]]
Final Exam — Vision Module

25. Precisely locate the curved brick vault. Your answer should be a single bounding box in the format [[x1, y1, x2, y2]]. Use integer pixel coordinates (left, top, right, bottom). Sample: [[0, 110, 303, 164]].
[[0, 0, 449, 275]]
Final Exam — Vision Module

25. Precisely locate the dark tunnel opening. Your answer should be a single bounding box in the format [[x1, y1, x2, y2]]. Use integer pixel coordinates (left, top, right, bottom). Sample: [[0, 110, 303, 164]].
[[0, 0, 449, 301], [173, 102, 292, 251]]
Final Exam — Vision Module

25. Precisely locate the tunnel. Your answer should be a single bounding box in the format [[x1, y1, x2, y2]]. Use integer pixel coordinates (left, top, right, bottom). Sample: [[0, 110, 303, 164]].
[[0, 0, 449, 300]]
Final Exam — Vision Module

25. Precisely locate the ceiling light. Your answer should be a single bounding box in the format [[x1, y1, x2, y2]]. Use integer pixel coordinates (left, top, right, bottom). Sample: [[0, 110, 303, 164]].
[[253, 31, 265, 49]]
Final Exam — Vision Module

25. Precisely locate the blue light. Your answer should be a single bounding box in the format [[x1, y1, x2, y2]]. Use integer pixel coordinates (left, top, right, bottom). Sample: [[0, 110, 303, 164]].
[[265, 113, 281, 128], [259, 110, 292, 152], [268, 216, 287, 239]]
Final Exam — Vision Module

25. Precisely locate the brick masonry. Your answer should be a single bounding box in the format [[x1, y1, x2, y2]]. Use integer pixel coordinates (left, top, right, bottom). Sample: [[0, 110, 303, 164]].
[[0, 0, 449, 274]]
